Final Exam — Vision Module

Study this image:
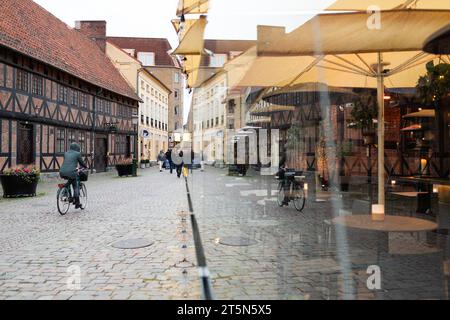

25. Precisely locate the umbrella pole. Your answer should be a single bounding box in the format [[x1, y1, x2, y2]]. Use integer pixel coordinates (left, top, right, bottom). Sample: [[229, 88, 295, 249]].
[[377, 52, 385, 206]]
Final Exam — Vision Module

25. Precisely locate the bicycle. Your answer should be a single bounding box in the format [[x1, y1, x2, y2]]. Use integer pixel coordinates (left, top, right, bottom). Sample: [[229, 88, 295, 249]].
[[57, 168, 88, 215], [276, 169, 306, 212]]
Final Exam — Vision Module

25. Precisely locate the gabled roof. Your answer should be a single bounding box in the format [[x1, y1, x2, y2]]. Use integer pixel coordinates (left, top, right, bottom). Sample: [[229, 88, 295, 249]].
[[0, 0, 138, 101], [107, 37, 180, 68]]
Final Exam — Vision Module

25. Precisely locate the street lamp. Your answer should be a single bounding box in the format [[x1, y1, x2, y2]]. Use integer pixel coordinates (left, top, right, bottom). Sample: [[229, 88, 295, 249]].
[[131, 113, 139, 177]]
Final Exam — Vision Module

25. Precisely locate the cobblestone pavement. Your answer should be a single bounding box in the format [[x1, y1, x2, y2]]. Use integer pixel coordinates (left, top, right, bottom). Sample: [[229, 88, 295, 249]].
[[188, 167, 450, 300], [1, 166, 450, 300], [0, 168, 200, 300]]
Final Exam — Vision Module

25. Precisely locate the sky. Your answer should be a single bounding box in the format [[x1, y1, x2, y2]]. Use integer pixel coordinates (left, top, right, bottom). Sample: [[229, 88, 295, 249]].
[[33, 0, 336, 123]]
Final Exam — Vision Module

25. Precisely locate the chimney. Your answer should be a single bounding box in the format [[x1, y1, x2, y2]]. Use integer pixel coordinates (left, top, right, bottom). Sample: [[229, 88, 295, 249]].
[[75, 20, 107, 52]]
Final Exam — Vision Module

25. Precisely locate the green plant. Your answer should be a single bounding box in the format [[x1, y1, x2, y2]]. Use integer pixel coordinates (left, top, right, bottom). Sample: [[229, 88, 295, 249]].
[[1, 165, 40, 183], [417, 61, 450, 105], [348, 93, 378, 134]]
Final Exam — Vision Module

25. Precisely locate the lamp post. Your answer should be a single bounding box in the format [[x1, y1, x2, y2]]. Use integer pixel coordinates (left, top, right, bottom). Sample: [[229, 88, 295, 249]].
[[131, 113, 139, 177]]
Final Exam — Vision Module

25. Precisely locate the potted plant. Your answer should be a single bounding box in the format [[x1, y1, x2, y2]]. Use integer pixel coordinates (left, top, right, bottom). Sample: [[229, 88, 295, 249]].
[[145, 159, 150, 168], [116, 158, 134, 177], [140, 159, 146, 169], [0, 166, 40, 198]]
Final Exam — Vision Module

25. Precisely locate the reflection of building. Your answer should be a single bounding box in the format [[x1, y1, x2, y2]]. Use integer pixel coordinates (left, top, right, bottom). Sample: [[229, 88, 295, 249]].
[[106, 41, 170, 162], [0, 3, 139, 173], [190, 40, 255, 163], [107, 37, 184, 141]]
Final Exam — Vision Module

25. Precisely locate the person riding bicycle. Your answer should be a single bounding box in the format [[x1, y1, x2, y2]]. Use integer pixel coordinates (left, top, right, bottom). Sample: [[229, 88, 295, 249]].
[[59, 142, 87, 209], [276, 146, 289, 206]]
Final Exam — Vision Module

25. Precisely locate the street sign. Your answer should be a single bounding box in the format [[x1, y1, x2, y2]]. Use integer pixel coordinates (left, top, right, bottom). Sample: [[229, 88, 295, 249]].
[[141, 129, 150, 138]]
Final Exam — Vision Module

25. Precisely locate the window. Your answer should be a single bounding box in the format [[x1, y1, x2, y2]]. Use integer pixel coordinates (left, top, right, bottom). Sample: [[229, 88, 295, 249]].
[[174, 72, 180, 83], [137, 52, 155, 66], [216, 117, 219, 126], [174, 106, 179, 115], [151, 118, 154, 127], [141, 114, 144, 124], [141, 80, 145, 90], [105, 101, 111, 114], [207, 120, 210, 128], [151, 88, 154, 96], [79, 133, 86, 153], [16, 70, 29, 92], [97, 99, 103, 113], [221, 115, 224, 125], [56, 129, 65, 153], [146, 117, 149, 125], [81, 93, 88, 109], [146, 84, 150, 93], [209, 54, 227, 67], [58, 85, 68, 103], [32, 75, 43, 96], [72, 90, 79, 106], [174, 90, 179, 99], [68, 130, 77, 146]]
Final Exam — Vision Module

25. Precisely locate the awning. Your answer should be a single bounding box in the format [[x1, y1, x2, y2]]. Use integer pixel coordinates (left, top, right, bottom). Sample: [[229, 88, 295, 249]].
[[172, 16, 207, 55], [251, 103, 296, 116], [177, 0, 209, 16], [327, 0, 450, 11], [257, 10, 450, 56], [403, 109, 436, 118]]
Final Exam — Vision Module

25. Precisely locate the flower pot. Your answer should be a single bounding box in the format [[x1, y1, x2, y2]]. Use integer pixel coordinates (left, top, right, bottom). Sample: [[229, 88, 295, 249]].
[[140, 163, 146, 169], [116, 164, 133, 177], [0, 174, 39, 198], [145, 163, 150, 168]]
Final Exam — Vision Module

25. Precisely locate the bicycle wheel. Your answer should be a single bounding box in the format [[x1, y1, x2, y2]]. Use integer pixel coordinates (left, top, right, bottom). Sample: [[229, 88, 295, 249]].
[[79, 183, 87, 210], [277, 182, 285, 207], [57, 187, 70, 215], [292, 185, 306, 212]]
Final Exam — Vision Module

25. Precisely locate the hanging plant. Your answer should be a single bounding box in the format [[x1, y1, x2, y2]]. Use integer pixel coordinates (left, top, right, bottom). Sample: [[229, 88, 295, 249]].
[[417, 61, 450, 105], [348, 93, 378, 135]]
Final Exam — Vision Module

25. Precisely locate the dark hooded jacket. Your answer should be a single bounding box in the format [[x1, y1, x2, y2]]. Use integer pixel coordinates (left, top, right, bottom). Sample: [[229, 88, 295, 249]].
[[60, 143, 87, 179]]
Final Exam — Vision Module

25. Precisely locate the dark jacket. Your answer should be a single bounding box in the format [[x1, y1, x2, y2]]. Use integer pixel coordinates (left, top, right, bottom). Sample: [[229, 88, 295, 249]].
[[60, 143, 87, 179], [165, 149, 172, 162]]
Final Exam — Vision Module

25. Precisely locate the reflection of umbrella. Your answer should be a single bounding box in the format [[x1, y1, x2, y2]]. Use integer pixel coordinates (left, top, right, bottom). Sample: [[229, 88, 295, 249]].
[[255, 9, 450, 206], [403, 109, 435, 118], [250, 103, 295, 116], [176, 0, 209, 16], [424, 24, 450, 54], [401, 124, 423, 131]]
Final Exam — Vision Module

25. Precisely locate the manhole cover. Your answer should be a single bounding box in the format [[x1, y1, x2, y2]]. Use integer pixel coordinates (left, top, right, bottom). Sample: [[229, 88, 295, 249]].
[[432, 229, 450, 236], [218, 236, 258, 247], [111, 238, 154, 249]]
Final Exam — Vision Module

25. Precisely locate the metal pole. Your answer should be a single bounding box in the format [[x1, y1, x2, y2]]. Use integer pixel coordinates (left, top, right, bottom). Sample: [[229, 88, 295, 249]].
[[91, 95, 96, 174], [377, 52, 385, 206]]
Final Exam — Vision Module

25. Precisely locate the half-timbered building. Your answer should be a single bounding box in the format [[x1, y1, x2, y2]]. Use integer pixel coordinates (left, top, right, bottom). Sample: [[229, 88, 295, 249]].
[[0, 0, 140, 173]]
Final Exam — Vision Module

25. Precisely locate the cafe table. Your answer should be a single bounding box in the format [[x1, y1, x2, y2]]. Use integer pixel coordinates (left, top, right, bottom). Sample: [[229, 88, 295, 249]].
[[331, 215, 438, 256]]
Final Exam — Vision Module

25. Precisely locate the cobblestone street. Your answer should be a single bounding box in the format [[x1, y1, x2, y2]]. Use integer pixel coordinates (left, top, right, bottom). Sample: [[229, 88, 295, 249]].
[[1, 166, 449, 300]]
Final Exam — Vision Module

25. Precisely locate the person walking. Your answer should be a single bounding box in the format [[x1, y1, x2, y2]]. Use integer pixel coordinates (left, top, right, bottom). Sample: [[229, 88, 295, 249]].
[[157, 150, 166, 172], [189, 149, 195, 173], [176, 149, 184, 178], [59, 142, 87, 209], [165, 149, 173, 174]]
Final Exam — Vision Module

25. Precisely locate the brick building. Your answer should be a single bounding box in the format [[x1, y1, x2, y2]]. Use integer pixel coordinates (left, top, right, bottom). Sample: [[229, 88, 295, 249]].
[[0, 0, 140, 173]]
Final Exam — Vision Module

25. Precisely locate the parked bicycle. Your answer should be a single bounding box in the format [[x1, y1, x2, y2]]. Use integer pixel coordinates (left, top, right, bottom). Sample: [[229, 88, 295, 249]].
[[276, 169, 306, 212], [57, 168, 88, 215]]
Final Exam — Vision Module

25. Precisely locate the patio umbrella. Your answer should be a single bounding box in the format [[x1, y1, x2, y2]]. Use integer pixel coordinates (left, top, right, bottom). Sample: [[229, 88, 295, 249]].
[[176, 0, 209, 16], [255, 9, 450, 206], [327, 0, 450, 11]]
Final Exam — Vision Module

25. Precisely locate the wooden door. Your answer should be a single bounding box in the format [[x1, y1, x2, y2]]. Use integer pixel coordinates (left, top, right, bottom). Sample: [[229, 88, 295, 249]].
[[94, 136, 107, 172], [17, 122, 34, 165]]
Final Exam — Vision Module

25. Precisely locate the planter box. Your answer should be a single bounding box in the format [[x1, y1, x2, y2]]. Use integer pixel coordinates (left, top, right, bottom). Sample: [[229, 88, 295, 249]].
[[116, 164, 134, 177], [0, 174, 39, 198]]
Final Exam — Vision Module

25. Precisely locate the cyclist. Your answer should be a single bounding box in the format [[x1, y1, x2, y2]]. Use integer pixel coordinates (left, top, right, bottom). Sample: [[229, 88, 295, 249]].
[[59, 142, 87, 209], [276, 146, 289, 206]]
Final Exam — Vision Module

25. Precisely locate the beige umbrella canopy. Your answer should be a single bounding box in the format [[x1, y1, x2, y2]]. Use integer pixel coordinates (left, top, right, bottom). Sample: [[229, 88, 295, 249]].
[[327, 0, 450, 11], [251, 9, 450, 206]]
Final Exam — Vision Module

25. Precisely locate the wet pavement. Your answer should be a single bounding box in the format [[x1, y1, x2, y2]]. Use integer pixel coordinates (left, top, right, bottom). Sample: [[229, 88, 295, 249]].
[[0, 166, 449, 299]]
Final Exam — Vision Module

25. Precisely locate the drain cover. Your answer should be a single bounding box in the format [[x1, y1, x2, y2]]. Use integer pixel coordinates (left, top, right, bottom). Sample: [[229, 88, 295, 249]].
[[111, 238, 154, 249], [218, 236, 258, 247], [432, 229, 450, 236]]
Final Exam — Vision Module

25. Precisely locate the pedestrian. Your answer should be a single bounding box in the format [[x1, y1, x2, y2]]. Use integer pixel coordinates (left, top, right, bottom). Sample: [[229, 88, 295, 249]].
[[176, 149, 184, 178], [157, 150, 166, 172], [165, 149, 173, 174], [190, 149, 195, 173]]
